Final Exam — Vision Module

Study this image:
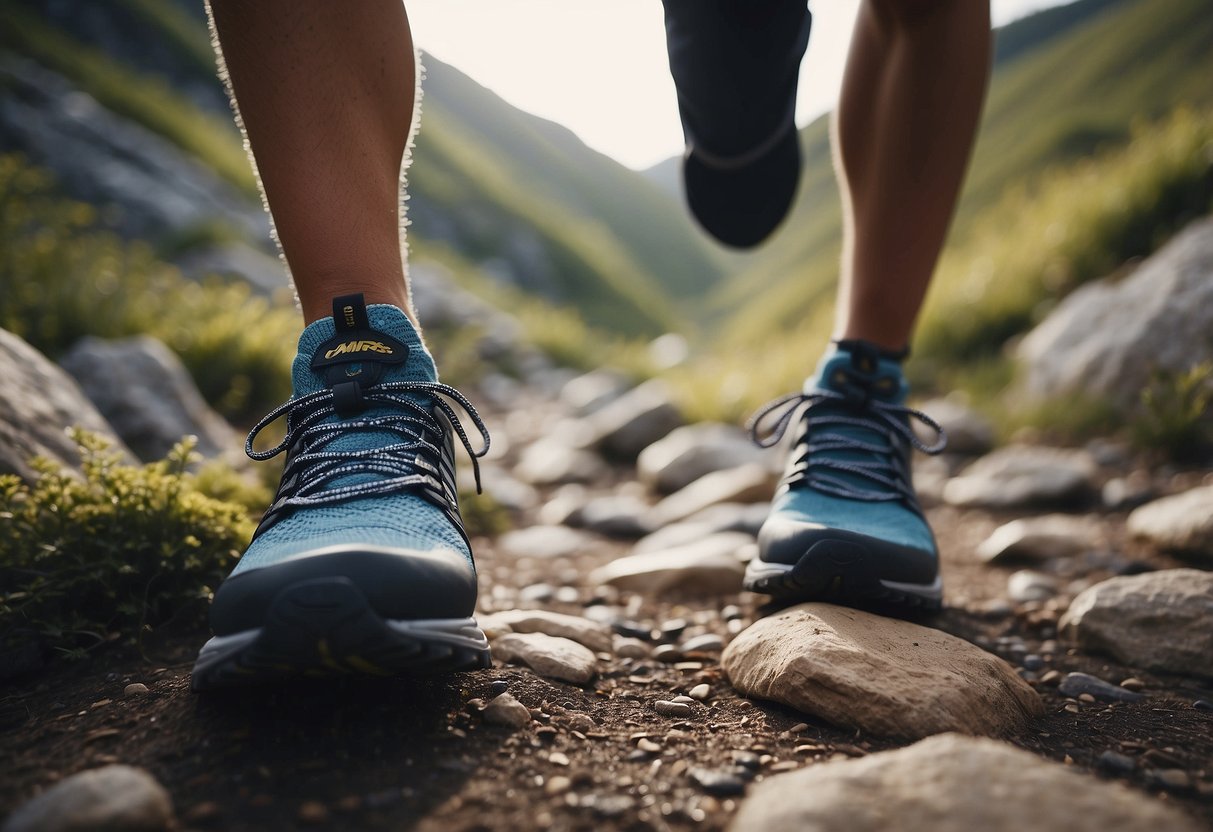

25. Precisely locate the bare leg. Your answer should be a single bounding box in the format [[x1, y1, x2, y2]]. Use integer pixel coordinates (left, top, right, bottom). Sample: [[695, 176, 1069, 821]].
[[205, 0, 416, 325], [832, 0, 991, 352]]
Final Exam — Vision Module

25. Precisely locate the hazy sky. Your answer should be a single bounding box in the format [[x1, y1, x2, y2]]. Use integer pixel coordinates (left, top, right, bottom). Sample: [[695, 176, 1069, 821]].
[[408, 0, 1066, 170]]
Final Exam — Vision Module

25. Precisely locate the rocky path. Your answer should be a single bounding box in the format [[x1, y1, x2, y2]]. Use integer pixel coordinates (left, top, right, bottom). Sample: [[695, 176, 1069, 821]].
[[3, 361, 1212, 832]]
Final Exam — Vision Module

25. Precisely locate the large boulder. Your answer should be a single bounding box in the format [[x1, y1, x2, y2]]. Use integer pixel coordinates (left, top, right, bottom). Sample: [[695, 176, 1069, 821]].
[[579, 380, 684, 462], [0, 327, 129, 481], [722, 604, 1042, 738], [1018, 215, 1213, 410], [728, 734, 1202, 832], [60, 336, 240, 462], [637, 422, 768, 494], [1058, 569, 1213, 679]]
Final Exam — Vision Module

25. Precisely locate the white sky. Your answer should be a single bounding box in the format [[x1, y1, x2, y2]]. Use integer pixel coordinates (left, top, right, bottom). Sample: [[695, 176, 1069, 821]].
[[408, 1, 1066, 170]]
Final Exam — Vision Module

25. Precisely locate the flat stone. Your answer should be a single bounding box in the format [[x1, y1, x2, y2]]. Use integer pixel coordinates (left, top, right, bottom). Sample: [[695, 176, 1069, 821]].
[[513, 438, 607, 486], [572, 494, 655, 539], [645, 465, 776, 527], [681, 633, 724, 653], [654, 700, 693, 718], [0, 327, 131, 482], [1127, 485, 1213, 562], [612, 636, 650, 659], [943, 446, 1095, 509], [722, 604, 1042, 738], [632, 503, 766, 554], [1007, 570, 1060, 603], [3, 765, 174, 832], [590, 533, 749, 595], [482, 693, 532, 728], [492, 633, 597, 685], [689, 768, 747, 796], [637, 423, 768, 494], [580, 379, 684, 461], [559, 369, 631, 417], [728, 733, 1202, 832], [496, 525, 597, 560], [1057, 672, 1145, 703], [479, 609, 613, 653], [976, 514, 1097, 563], [1059, 569, 1213, 679]]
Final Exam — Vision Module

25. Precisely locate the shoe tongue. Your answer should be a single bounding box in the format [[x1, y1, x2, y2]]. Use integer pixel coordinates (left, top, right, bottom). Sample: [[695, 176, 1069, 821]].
[[799, 343, 909, 492], [292, 295, 437, 398]]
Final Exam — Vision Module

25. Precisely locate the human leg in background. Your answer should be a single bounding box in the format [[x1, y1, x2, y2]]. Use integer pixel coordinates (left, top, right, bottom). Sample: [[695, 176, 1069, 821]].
[[193, 1, 491, 690], [746, 0, 991, 611]]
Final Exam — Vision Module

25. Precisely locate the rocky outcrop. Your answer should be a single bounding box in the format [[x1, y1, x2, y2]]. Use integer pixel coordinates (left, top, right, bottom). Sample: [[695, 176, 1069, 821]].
[[0, 327, 129, 481], [1018, 216, 1213, 410], [728, 734, 1202, 832], [60, 336, 240, 462], [1059, 569, 1213, 679], [722, 604, 1042, 738]]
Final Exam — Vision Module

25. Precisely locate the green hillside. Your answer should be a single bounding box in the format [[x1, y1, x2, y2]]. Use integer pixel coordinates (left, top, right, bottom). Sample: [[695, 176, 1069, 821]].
[[711, 0, 1213, 345], [0, 1, 717, 338]]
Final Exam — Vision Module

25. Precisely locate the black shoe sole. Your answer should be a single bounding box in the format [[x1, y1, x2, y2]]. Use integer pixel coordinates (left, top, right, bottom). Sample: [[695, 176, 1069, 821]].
[[744, 538, 943, 612], [191, 576, 490, 691]]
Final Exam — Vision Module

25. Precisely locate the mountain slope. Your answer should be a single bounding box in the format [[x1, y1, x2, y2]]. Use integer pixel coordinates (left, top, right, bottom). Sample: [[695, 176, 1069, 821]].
[[709, 0, 1213, 343], [1, 1, 722, 338]]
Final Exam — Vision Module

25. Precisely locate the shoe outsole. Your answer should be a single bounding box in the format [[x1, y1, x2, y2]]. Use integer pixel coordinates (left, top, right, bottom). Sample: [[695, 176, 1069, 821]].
[[744, 538, 943, 612], [191, 576, 490, 691]]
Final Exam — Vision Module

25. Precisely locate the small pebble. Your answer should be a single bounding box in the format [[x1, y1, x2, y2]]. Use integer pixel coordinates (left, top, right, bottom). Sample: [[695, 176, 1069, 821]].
[[688, 684, 711, 701], [1095, 751, 1136, 775], [670, 695, 696, 705], [637, 738, 662, 754], [721, 605, 742, 621], [123, 683, 149, 697], [520, 583, 556, 602], [1194, 699, 1213, 712], [660, 618, 689, 639], [653, 644, 682, 663], [1020, 654, 1044, 672], [689, 768, 747, 796], [545, 776, 571, 795], [488, 680, 510, 696], [654, 700, 693, 718], [483, 693, 533, 728], [1059, 672, 1145, 703], [681, 633, 724, 653], [731, 751, 761, 770], [297, 801, 329, 825], [562, 713, 596, 733], [1154, 769, 1191, 791], [1119, 678, 1145, 692], [548, 752, 570, 766], [1039, 669, 1062, 685], [613, 637, 650, 659], [612, 620, 651, 640]]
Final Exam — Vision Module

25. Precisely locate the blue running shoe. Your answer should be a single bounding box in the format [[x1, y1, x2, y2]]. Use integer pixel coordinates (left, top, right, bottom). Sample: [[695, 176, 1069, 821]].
[[744, 340, 947, 611], [192, 294, 491, 690]]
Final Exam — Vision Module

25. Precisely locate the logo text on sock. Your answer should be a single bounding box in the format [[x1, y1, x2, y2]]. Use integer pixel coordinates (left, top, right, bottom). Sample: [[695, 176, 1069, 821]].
[[324, 340, 395, 359]]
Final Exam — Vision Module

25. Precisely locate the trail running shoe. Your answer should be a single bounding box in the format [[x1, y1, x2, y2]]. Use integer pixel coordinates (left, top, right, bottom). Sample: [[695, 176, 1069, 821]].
[[191, 294, 491, 690], [744, 339, 947, 611], [662, 0, 812, 248]]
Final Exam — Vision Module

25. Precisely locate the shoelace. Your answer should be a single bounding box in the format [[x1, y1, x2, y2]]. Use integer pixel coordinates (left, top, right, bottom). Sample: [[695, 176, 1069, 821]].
[[747, 389, 946, 505], [246, 381, 490, 526]]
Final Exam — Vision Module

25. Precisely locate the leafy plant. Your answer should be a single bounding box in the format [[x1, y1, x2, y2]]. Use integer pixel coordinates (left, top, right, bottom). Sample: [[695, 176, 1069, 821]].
[[0, 431, 256, 660], [1133, 361, 1213, 458]]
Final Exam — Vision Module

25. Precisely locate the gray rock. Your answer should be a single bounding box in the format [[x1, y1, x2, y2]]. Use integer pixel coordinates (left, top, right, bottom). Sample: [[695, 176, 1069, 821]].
[[1059, 569, 1213, 679], [1007, 570, 1060, 603], [689, 768, 747, 796], [915, 396, 995, 456], [680, 633, 725, 653], [1058, 672, 1145, 703], [1018, 216, 1213, 412], [482, 693, 532, 728], [492, 632, 597, 685], [590, 533, 750, 595], [60, 336, 239, 462], [637, 423, 768, 494], [944, 445, 1096, 509], [977, 514, 1097, 563], [513, 438, 607, 486], [579, 379, 684, 461], [3, 765, 174, 832], [479, 609, 613, 653], [728, 733, 1203, 832], [0, 56, 268, 244], [0, 327, 130, 481], [1127, 485, 1213, 562], [645, 464, 776, 528], [559, 370, 631, 416], [633, 503, 766, 554], [496, 525, 597, 560], [173, 242, 286, 294], [722, 604, 1042, 738], [572, 494, 655, 539], [654, 700, 693, 718]]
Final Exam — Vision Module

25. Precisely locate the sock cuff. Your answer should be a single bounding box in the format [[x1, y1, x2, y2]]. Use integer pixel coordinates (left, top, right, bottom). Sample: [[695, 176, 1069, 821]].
[[831, 338, 910, 363]]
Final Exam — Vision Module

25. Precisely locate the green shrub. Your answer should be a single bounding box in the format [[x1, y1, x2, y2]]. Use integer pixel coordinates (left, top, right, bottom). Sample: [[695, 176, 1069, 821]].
[[1132, 361, 1213, 458], [0, 154, 298, 424], [0, 431, 255, 660]]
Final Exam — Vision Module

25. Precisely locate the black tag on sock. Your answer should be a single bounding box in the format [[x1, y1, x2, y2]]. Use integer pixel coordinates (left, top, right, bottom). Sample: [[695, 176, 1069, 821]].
[[333, 294, 371, 334], [312, 293, 409, 377]]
